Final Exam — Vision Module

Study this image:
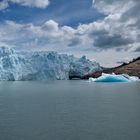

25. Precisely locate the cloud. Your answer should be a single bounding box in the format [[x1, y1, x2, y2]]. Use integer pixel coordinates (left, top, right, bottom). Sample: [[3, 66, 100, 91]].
[[0, 1, 9, 10], [93, 0, 132, 14], [0, 20, 74, 50], [42, 20, 58, 32], [0, 0, 140, 55], [0, 0, 49, 10], [0, 16, 139, 52], [134, 47, 140, 52], [68, 37, 82, 47], [93, 31, 133, 49], [90, 0, 140, 50]]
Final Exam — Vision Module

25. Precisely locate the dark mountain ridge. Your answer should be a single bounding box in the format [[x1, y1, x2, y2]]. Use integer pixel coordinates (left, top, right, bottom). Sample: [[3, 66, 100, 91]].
[[83, 57, 140, 79]]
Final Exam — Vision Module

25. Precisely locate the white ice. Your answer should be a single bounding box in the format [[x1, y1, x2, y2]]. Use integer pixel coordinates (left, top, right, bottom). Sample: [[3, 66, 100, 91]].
[[89, 73, 140, 82], [0, 47, 101, 81]]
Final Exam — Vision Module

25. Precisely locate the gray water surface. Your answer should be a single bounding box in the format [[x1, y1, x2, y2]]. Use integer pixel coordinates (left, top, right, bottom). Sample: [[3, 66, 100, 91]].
[[0, 81, 140, 140]]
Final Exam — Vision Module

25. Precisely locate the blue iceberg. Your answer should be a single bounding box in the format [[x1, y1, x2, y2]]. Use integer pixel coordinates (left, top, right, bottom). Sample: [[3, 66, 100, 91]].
[[89, 73, 139, 83]]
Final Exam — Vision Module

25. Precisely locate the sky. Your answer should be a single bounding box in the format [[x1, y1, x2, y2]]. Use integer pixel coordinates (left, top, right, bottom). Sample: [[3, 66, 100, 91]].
[[0, 0, 140, 66]]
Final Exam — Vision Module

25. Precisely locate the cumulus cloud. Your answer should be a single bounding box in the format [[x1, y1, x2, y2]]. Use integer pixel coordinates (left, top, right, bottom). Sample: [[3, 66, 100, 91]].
[[93, 31, 133, 49], [68, 37, 81, 47], [91, 0, 140, 50], [0, 20, 75, 50], [0, 0, 140, 55], [93, 0, 133, 14], [0, 0, 49, 10], [135, 47, 140, 52], [0, 1, 9, 10]]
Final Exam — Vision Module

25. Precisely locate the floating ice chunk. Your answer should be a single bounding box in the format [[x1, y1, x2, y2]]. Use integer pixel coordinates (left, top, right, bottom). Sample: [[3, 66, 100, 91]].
[[95, 73, 130, 82], [122, 74, 140, 82], [89, 73, 139, 82], [89, 77, 96, 82]]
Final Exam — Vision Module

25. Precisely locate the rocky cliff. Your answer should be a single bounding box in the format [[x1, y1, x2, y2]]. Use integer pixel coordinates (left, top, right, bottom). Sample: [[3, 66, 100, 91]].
[[84, 57, 140, 79]]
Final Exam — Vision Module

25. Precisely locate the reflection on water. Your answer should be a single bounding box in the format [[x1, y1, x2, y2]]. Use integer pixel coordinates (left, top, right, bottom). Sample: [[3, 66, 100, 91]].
[[0, 81, 140, 140]]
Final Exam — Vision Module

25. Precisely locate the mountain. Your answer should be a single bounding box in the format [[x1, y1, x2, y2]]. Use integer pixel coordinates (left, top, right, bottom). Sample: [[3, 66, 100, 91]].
[[0, 47, 101, 81], [103, 57, 140, 78], [84, 57, 140, 79]]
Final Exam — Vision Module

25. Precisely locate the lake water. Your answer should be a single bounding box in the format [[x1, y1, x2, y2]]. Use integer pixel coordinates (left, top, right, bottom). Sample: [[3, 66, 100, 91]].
[[0, 81, 140, 140]]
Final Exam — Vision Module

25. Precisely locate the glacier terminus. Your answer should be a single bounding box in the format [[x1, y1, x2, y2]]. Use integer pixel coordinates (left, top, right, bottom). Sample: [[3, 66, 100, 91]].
[[0, 47, 101, 81]]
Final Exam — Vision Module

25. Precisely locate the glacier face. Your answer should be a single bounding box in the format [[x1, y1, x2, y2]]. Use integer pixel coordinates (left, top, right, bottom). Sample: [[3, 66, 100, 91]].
[[0, 47, 101, 81]]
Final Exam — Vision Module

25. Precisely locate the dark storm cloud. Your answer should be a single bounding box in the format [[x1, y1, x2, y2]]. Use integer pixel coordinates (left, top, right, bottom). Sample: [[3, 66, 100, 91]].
[[94, 34, 133, 49], [90, 30, 133, 49], [68, 38, 81, 47], [134, 47, 140, 52]]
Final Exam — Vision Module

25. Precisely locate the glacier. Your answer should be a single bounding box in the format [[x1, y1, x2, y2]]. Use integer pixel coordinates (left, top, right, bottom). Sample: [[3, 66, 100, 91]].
[[89, 73, 140, 82], [0, 47, 101, 81]]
